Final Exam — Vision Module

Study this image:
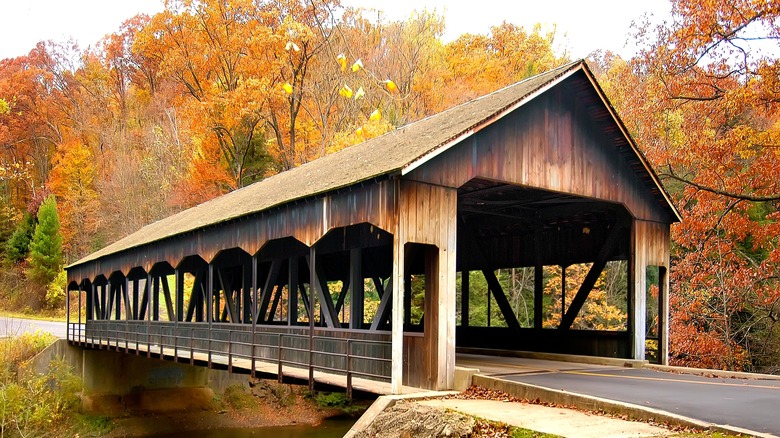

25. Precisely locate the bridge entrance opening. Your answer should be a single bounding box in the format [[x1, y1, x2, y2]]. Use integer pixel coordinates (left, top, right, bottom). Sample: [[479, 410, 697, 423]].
[[455, 178, 633, 358]]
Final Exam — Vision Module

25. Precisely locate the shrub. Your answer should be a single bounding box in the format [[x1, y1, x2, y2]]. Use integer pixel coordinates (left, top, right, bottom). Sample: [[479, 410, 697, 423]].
[[45, 270, 67, 310]]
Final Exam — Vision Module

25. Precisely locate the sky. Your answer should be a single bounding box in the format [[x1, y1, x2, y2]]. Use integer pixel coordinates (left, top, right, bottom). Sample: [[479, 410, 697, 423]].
[[0, 0, 672, 61]]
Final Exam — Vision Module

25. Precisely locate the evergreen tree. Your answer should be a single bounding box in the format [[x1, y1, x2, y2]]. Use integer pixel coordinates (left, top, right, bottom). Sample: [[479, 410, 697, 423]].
[[5, 213, 35, 264], [27, 196, 63, 286]]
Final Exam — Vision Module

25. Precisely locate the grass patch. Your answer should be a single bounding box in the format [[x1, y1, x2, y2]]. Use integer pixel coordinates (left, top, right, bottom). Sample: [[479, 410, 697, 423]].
[[222, 384, 257, 409], [510, 428, 562, 438], [314, 391, 364, 415], [0, 309, 65, 322]]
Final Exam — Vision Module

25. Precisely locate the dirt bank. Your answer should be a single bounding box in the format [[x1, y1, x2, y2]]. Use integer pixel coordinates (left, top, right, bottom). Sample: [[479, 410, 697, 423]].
[[102, 378, 354, 437]]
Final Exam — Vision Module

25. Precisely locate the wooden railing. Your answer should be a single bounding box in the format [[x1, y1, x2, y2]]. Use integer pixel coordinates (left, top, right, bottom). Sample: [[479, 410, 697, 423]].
[[67, 321, 391, 397]]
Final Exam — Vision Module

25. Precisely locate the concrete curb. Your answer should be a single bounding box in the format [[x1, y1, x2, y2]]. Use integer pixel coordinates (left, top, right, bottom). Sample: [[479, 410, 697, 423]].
[[344, 390, 458, 437], [472, 374, 775, 438], [644, 363, 780, 381], [457, 347, 646, 368]]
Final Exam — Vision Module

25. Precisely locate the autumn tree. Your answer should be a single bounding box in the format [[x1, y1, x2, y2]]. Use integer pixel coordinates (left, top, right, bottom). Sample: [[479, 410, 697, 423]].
[[591, 0, 780, 371], [47, 139, 100, 260]]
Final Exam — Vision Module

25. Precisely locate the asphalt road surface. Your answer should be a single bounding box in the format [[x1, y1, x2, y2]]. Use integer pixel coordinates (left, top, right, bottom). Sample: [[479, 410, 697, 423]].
[[459, 354, 780, 435], [0, 316, 66, 339]]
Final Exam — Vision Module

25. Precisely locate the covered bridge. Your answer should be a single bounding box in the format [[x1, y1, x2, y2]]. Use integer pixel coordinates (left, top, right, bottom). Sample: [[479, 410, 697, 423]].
[[65, 60, 680, 392]]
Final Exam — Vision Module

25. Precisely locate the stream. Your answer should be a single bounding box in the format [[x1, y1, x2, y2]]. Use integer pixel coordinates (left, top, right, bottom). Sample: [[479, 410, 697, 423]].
[[144, 417, 356, 437]]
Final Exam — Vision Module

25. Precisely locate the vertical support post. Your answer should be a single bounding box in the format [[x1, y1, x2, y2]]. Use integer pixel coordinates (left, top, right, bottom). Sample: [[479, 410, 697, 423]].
[[86, 282, 93, 321], [207, 263, 214, 368], [146, 272, 152, 358], [115, 282, 122, 320], [308, 246, 316, 392], [175, 268, 182, 361], [391, 233, 405, 394], [288, 257, 298, 325], [533, 226, 543, 330], [132, 278, 139, 320], [78, 285, 83, 342], [152, 275, 160, 321], [124, 277, 131, 321], [461, 271, 469, 327], [631, 220, 646, 361], [660, 266, 670, 365], [251, 254, 258, 378], [561, 265, 566, 325], [350, 248, 364, 329], [176, 269, 184, 322], [101, 283, 107, 320], [66, 282, 70, 341]]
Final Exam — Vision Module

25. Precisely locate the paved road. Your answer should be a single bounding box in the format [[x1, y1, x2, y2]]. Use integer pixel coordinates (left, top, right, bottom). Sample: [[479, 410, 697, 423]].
[[458, 353, 780, 436], [0, 316, 66, 338]]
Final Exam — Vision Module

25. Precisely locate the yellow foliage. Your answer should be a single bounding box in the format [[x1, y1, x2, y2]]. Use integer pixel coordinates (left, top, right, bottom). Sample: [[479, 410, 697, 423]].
[[351, 58, 363, 72], [369, 108, 381, 121], [339, 84, 353, 98], [385, 80, 398, 93], [282, 82, 293, 94], [337, 53, 347, 71]]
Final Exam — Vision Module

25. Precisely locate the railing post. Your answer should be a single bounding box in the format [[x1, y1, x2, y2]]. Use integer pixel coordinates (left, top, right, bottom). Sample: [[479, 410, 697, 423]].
[[228, 330, 233, 374], [277, 333, 283, 383], [346, 339, 352, 400], [251, 254, 257, 378], [190, 327, 194, 365]]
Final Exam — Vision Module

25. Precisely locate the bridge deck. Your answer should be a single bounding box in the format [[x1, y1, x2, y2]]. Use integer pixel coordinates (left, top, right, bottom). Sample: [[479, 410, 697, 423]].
[[68, 322, 426, 395]]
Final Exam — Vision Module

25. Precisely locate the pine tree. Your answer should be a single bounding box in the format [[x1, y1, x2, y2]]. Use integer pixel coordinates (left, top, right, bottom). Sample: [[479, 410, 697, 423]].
[[27, 195, 63, 286], [5, 213, 35, 264]]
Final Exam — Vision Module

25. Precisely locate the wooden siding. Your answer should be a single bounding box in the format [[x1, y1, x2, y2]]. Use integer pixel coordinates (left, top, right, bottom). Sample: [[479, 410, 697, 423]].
[[406, 79, 671, 224], [392, 180, 458, 390], [67, 181, 397, 283]]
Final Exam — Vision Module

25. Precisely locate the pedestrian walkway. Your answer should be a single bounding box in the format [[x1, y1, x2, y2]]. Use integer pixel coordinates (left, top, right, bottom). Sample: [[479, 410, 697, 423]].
[[417, 398, 672, 438]]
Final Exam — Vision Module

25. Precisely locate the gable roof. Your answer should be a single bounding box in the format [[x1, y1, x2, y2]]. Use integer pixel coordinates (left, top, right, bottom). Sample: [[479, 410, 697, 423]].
[[68, 60, 679, 269]]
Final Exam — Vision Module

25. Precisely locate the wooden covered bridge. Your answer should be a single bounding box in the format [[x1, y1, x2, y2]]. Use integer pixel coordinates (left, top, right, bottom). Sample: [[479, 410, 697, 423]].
[[65, 60, 680, 393]]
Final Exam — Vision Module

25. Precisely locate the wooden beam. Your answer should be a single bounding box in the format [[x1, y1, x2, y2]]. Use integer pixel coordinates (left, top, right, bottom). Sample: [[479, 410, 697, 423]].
[[482, 270, 523, 336], [207, 264, 214, 323], [257, 260, 281, 323], [299, 284, 311, 320], [559, 225, 625, 330], [139, 280, 149, 320], [185, 271, 201, 322], [152, 276, 160, 321], [287, 257, 298, 325], [218, 269, 238, 323], [372, 277, 385, 299], [268, 284, 283, 321], [350, 248, 364, 329], [370, 277, 393, 330], [132, 278, 139, 320], [334, 277, 350, 316], [123, 277, 131, 321], [533, 228, 543, 329], [86, 282, 93, 321], [243, 264, 252, 323], [461, 271, 469, 327], [161, 275, 175, 322], [312, 256, 340, 329], [175, 269, 184, 322]]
